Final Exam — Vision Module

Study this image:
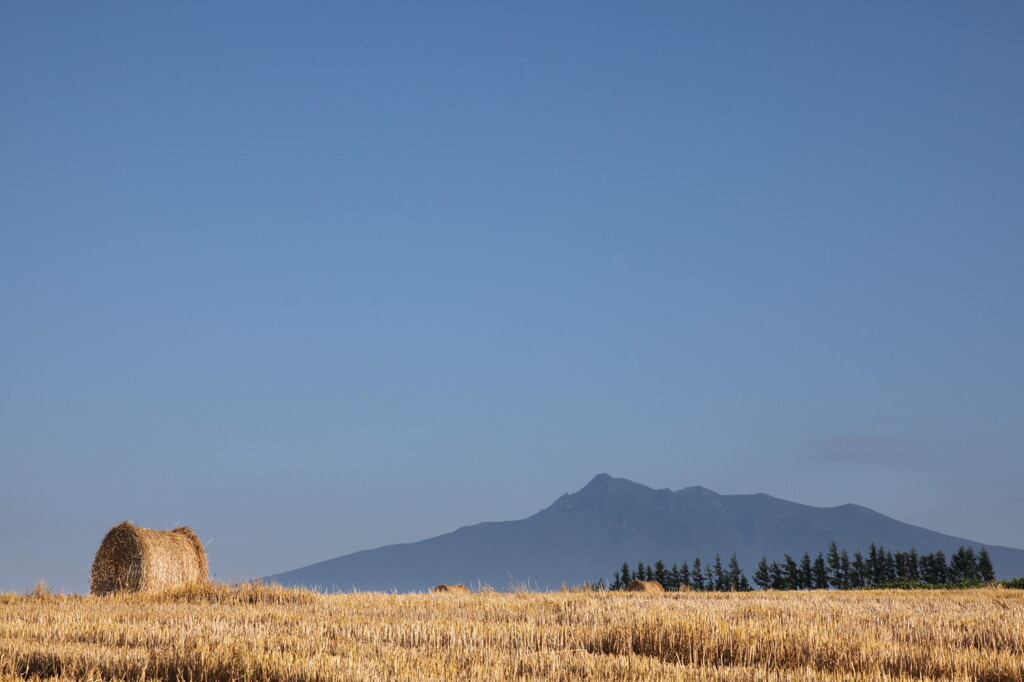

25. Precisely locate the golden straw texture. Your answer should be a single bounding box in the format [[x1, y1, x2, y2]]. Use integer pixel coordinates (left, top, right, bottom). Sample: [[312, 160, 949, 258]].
[[90, 522, 208, 595]]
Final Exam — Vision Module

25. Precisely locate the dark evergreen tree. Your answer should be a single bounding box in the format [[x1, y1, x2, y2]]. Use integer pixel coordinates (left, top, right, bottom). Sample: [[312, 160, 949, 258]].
[[907, 548, 920, 581], [770, 561, 786, 590], [894, 551, 908, 580], [799, 552, 813, 590], [635, 561, 647, 584], [978, 548, 996, 582], [826, 542, 843, 588], [868, 543, 880, 586], [754, 557, 773, 590], [882, 548, 897, 583], [620, 562, 632, 587], [679, 562, 691, 589], [692, 558, 704, 591], [783, 555, 800, 591], [933, 550, 949, 584], [813, 553, 829, 590], [949, 548, 964, 582], [851, 551, 867, 588], [950, 547, 978, 582], [668, 563, 681, 592], [655, 560, 668, 588], [839, 550, 852, 589], [964, 547, 978, 581], [727, 554, 744, 591], [713, 554, 726, 591], [920, 553, 938, 584]]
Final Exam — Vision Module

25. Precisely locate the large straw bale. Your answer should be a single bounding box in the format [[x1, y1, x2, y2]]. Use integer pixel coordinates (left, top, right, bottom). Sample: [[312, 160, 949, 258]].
[[432, 583, 471, 593], [624, 579, 665, 592], [91, 521, 208, 595]]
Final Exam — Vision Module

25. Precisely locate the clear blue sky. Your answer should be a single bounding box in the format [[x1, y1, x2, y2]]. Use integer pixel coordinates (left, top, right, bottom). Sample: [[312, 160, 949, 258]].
[[2, 2, 1022, 593]]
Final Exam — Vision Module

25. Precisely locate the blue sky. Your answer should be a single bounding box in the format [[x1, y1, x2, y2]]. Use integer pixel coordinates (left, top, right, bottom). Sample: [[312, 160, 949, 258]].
[[2, 2, 1022, 593]]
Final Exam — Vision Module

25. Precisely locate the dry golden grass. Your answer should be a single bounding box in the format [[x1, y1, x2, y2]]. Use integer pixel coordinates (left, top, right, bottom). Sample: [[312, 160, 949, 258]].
[[2, 583, 1022, 681]]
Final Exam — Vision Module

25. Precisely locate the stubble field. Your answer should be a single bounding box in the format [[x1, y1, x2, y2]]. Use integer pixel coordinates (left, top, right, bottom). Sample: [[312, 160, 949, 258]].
[[2, 582, 1022, 681]]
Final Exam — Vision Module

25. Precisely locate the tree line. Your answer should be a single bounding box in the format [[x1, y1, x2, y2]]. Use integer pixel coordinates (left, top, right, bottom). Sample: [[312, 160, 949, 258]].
[[605, 542, 996, 591], [609, 554, 751, 592]]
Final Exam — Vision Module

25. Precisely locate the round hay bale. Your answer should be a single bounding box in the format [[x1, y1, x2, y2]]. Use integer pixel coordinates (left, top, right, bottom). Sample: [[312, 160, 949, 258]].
[[624, 579, 665, 592], [432, 583, 471, 593], [91, 521, 209, 595]]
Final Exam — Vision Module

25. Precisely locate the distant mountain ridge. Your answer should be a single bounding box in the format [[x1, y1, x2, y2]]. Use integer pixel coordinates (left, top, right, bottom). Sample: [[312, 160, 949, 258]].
[[265, 474, 1024, 591]]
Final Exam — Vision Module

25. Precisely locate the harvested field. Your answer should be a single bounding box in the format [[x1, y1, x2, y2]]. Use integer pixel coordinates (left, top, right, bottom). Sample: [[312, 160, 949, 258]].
[[2, 584, 1023, 681]]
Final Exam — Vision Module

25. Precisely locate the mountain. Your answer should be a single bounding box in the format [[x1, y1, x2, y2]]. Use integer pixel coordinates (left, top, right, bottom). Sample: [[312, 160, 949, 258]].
[[265, 474, 1024, 591]]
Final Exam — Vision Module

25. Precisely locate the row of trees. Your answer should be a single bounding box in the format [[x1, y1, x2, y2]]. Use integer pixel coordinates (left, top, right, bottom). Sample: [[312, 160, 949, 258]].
[[610, 554, 752, 592], [606, 543, 996, 592], [752, 543, 995, 590]]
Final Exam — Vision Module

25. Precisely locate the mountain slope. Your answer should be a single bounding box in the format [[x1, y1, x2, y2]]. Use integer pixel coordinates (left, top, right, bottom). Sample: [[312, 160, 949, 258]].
[[265, 474, 1024, 591]]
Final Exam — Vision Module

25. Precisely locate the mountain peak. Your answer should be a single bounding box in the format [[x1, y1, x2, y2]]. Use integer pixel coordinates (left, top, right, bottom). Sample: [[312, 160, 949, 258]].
[[572, 473, 664, 502], [676, 484, 720, 497], [265, 474, 1024, 591], [581, 473, 614, 489]]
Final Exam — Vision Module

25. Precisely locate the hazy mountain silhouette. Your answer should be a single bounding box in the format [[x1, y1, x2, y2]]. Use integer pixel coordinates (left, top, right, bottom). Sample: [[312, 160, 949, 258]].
[[265, 474, 1024, 591]]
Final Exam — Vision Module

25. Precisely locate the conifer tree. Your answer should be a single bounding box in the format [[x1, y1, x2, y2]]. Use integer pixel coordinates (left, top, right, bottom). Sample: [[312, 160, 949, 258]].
[[754, 557, 773, 590], [933, 550, 948, 584], [654, 560, 668, 587], [949, 548, 964, 582], [839, 550, 852, 589], [692, 558, 704, 591], [868, 543, 880, 586], [620, 562, 632, 587], [813, 553, 829, 589], [826, 542, 842, 588], [894, 551, 908, 580], [668, 563, 681, 591], [727, 554, 744, 591], [977, 548, 996, 582], [964, 547, 978, 581], [920, 553, 938, 584], [713, 554, 726, 591], [882, 548, 897, 583], [800, 552, 813, 590], [950, 547, 978, 582], [783, 555, 800, 590], [851, 551, 866, 588], [679, 562, 691, 589], [907, 548, 920, 581]]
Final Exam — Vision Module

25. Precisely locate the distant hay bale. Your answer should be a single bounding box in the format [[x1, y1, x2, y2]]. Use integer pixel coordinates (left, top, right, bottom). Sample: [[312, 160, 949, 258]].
[[91, 522, 209, 596], [432, 584, 471, 593], [625, 579, 665, 592]]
